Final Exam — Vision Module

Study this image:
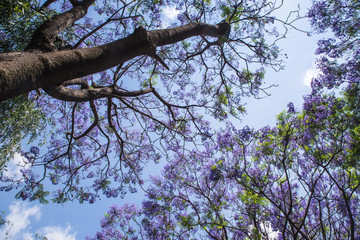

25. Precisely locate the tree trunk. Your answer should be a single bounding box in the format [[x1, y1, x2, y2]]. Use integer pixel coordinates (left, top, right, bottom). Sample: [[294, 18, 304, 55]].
[[0, 22, 229, 102]]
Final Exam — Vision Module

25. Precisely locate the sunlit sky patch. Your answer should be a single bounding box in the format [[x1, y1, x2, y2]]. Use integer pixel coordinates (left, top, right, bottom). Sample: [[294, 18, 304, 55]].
[[303, 67, 320, 87], [162, 5, 181, 20], [160, 5, 181, 27]]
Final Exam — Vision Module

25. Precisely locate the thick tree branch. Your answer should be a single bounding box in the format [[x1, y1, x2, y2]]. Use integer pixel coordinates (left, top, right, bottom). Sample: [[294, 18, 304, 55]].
[[62, 78, 89, 88], [0, 21, 230, 101], [45, 84, 153, 102], [51, 78, 100, 139], [147, 21, 231, 46], [26, 0, 95, 52]]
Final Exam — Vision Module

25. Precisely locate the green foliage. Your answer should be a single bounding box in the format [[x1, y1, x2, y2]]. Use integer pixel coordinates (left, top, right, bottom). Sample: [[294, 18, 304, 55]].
[[181, 41, 191, 50], [0, 0, 31, 19], [0, 0, 51, 167], [15, 183, 50, 204], [0, 95, 47, 167], [0, 211, 6, 227], [220, 4, 243, 22], [0, 0, 55, 52], [178, 214, 195, 230], [35, 233, 48, 240]]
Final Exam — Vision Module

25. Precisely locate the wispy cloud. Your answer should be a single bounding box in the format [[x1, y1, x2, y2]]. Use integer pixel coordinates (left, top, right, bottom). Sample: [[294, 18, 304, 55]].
[[0, 202, 41, 239], [37, 224, 77, 240], [0, 202, 76, 240]]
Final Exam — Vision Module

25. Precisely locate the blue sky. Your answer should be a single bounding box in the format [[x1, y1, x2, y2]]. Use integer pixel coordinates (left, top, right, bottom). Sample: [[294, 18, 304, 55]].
[[0, 0, 325, 239]]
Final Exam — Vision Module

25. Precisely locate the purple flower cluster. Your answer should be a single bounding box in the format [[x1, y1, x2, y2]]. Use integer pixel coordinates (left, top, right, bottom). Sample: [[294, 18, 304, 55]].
[[309, 0, 360, 92]]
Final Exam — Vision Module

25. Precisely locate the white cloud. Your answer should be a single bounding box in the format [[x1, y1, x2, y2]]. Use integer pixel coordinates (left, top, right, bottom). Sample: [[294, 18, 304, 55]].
[[3, 153, 30, 181], [0, 202, 76, 240], [0, 202, 41, 239], [162, 5, 181, 20], [303, 68, 320, 87], [22, 232, 35, 240], [37, 224, 77, 240]]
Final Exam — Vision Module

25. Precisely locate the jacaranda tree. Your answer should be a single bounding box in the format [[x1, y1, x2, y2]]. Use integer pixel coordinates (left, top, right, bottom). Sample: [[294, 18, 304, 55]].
[[0, 0, 297, 204], [308, 0, 360, 91], [88, 0, 360, 239], [89, 87, 360, 239]]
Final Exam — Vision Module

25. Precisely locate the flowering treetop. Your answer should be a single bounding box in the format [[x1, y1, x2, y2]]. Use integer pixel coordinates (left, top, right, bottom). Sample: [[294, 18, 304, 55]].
[[0, 0, 299, 204]]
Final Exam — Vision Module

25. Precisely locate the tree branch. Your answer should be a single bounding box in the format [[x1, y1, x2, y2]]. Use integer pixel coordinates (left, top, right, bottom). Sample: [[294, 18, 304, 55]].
[[44, 84, 153, 102], [25, 0, 95, 52], [1, 21, 231, 101], [147, 21, 231, 47]]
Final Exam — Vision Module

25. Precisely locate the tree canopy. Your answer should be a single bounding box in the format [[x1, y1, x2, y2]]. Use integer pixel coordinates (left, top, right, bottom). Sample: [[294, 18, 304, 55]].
[[86, 0, 360, 238], [0, 0, 296, 204], [1, 0, 360, 239], [90, 86, 360, 239]]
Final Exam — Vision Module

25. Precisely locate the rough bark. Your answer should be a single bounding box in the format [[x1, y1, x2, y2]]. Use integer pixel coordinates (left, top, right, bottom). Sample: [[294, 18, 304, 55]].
[[0, 22, 230, 102], [26, 0, 95, 52], [45, 79, 154, 102]]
